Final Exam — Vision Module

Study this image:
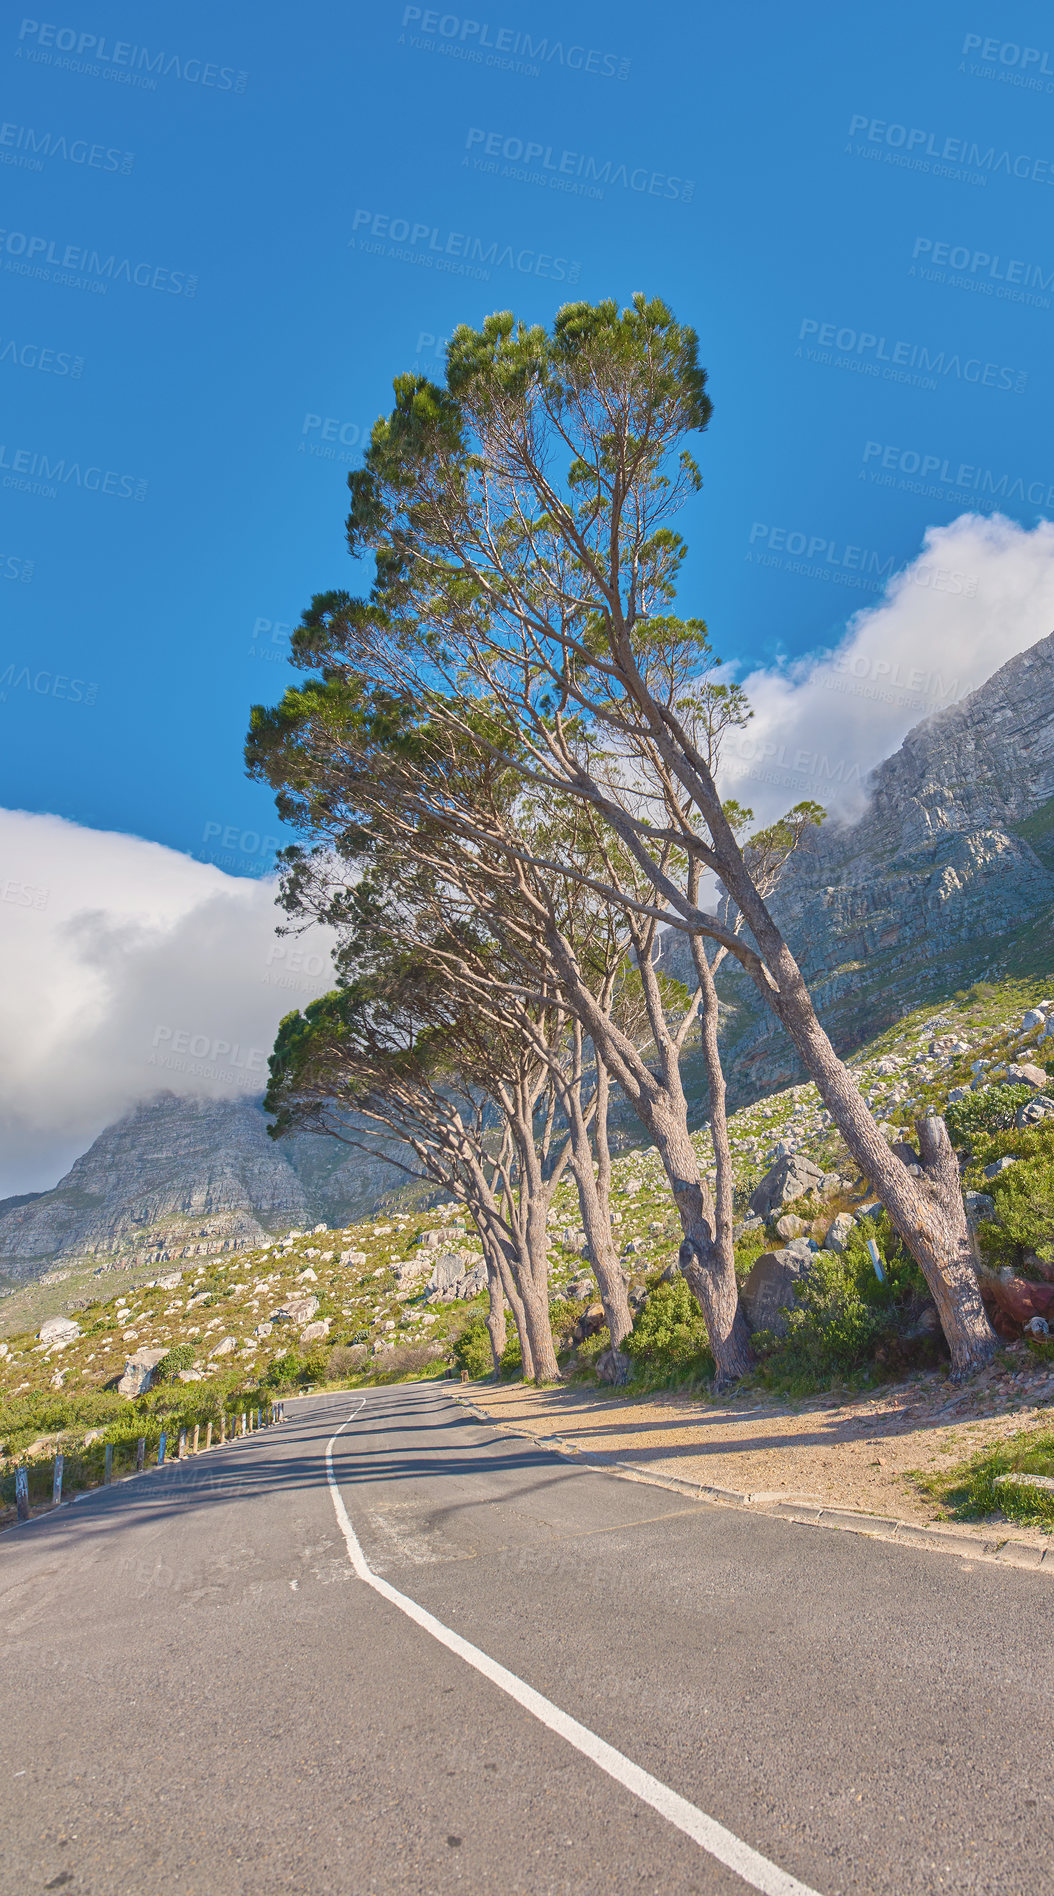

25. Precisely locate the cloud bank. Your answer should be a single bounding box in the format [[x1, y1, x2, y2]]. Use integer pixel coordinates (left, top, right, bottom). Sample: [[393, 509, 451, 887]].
[[719, 513, 1054, 823], [0, 811, 334, 1196]]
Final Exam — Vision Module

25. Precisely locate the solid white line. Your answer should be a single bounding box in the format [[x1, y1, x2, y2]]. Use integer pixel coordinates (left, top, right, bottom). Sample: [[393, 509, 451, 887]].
[[324, 1400, 825, 1896]]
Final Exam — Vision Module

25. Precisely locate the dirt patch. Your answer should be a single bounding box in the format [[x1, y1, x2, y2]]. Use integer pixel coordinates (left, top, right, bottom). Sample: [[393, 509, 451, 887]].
[[465, 1351, 1054, 1548]]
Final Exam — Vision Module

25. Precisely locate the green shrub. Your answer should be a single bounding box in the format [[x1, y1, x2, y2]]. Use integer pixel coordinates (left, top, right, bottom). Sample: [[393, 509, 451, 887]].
[[987, 1148, 1054, 1264], [945, 1084, 1033, 1150], [623, 1277, 715, 1385], [452, 1315, 494, 1379], [154, 1342, 196, 1383], [265, 1351, 304, 1387]]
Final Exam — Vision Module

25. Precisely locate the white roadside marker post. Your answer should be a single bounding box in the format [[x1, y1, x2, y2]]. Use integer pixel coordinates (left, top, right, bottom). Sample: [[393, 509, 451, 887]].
[[52, 1455, 63, 1506]]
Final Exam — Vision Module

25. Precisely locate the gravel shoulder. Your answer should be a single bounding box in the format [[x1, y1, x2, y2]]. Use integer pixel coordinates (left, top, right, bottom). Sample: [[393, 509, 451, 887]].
[[465, 1354, 1054, 1547]]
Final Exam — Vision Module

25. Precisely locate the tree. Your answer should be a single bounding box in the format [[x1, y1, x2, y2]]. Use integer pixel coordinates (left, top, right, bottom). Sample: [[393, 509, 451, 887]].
[[322, 294, 995, 1378]]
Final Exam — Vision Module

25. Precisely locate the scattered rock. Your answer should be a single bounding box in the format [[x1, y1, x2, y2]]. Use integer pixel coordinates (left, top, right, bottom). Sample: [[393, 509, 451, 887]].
[[340, 1249, 367, 1266], [38, 1315, 81, 1346], [117, 1347, 167, 1396], [300, 1320, 330, 1343], [748, 1152, 823, 1219], [774, 1214, 806, 1240], [823, 1212, 856, 1255], [740, 1247, 813, 1336], [983, 1157, 1019, 1180], [274, 1293, 319, 1325], [1016, 1095, 1054, 1128], [1007, 1063, 1049, 1089], [566, 1275, 594, 1301], [595, 1345, 632, 1385], [964, 1191, 995, 1227], [211, 1336, 237, 1357]]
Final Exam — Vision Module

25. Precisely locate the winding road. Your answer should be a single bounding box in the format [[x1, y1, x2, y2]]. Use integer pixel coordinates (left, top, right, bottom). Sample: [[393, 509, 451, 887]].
[[2, 1382, 1051, 1894]]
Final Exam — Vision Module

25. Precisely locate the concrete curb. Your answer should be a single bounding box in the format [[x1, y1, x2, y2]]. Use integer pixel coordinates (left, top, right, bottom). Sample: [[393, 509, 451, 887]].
[[453, 1397, 1054, 1576]]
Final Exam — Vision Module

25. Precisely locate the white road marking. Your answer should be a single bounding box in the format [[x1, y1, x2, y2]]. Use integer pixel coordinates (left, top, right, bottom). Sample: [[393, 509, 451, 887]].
[[325, 1400, 825, 1896]]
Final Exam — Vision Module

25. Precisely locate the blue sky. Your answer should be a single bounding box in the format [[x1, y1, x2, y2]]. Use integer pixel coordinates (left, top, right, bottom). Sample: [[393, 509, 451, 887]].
[[3, 0, 1054, 873]]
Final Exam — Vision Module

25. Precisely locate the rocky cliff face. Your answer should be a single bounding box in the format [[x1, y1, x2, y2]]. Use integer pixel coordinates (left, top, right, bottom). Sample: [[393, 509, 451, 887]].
[[671, 631, 1054, 1095], [0, 1095, 421, 1285]]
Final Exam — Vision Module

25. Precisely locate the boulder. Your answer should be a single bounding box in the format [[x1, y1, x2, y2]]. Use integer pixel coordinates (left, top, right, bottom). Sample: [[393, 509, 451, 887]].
[[274, 1293, 319, 1325], [1022, 1009, 1047, 1033], [824, 1212, 856, 1255], [981, 1273, 1054, 1329], [425, 1251, 469, 1299], [749, 1153, 823, 1220], [774, 1214, 806, 1240], [38, 1315, 81, 1346], [964, 1191, 995, 1227], [392, 1253, 433, 1289], [211, 1336, 236, 1357], [1017, 1094, 1054, 1128], [417, 1230, 445, 1250], [595, 1345, 632, 1386], [567, 1275, 594, 1301], [117, 1347, 167, 1397], [300, 1319, 330, 1344], [740, 1248, 812, 1336], [571, 1302, 607, 1346], [983, 1157, 1019, 1180], [454, 1259, 487, 1300], [340, 1249, 367, 1266], [1007, 1063, 1049, 1090], [947, 1087, 969, 1104], [177, 1368, 204, 1382]]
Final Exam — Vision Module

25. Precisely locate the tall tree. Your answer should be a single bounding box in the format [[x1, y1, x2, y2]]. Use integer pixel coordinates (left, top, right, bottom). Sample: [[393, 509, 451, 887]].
[[322, 295, 995, 1378]]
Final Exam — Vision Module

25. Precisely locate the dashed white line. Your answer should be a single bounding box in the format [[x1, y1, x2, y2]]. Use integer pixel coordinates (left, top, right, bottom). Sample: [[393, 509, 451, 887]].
[[325, 1399, 825, 1896]]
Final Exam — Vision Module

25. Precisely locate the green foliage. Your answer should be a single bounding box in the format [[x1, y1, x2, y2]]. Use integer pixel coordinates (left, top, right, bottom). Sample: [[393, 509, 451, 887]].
[[986, 1145, 1054, 1264], [154, 1342, 196, 1383], [919, 1425, 1054, 1528], [624, 1277, 715, 1385], [751, 1220, 927, 1397], [452, 1314, 494, 1379], [945, 1084, 1033, 1150], [265, 1350, 304, 1388]]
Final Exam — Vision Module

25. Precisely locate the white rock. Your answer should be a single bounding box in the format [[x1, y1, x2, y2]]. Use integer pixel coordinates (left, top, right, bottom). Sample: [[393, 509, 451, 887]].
[[117, 1347, 167, 1396], [300, 1320, 330, 1343], [211, 1336, 237, 1357], [39, 1315, 81, 1345], [297, 1267, 318, 1282]]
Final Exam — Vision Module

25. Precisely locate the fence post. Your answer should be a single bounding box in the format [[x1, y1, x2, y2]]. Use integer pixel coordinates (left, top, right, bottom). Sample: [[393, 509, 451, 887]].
[[192, 1424, 200, 1454], [52, 1454, 64, 1506], [15, 1466, 29, 1522], [255, 1407, 261, 1430], [104, 1443, 113, 1485], [219, 1413, 227, 1445], [240, 1412, 247, 1436], [136, 1437, 146, 1472], [205, 1420, 213, 1451], [177, 1429, 187, 1460], [158, 1432, 167, 1466]]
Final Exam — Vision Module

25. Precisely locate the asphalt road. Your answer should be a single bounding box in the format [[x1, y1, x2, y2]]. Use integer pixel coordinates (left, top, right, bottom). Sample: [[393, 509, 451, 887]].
[[2, 1381, 1052, 1896]]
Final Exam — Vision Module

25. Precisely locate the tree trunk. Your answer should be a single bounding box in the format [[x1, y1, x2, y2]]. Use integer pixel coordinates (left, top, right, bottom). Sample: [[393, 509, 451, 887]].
[[481, 1245, 508, 1376], [649, 1105, 755, 1388], [755, 939, 997, 1378], [563, 1065, 633, 1353], [521, 1196, 561, 1382], [692, 940, 742, 1354]]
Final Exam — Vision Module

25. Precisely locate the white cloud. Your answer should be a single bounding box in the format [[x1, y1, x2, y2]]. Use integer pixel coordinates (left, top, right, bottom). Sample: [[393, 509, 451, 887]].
[[0, 811, 334, 1197], [719, 513, 1054, 823]]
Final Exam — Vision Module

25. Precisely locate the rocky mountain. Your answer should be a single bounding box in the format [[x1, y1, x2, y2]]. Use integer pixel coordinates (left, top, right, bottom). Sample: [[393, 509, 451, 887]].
[[705, 629, 1054, 1094], [0, 1095, 402, 1285]]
